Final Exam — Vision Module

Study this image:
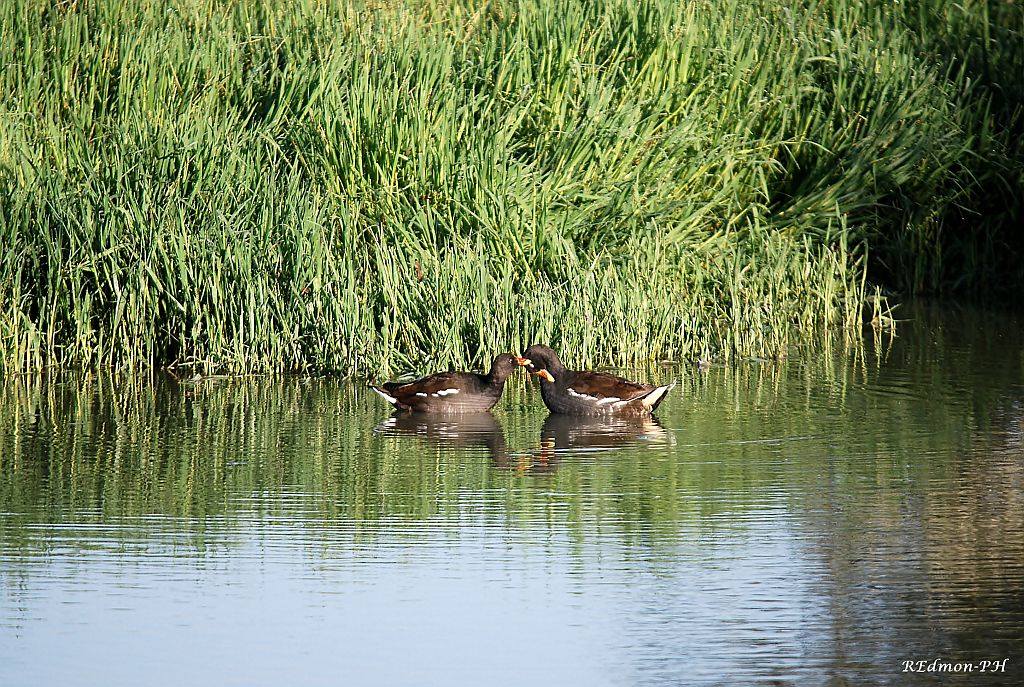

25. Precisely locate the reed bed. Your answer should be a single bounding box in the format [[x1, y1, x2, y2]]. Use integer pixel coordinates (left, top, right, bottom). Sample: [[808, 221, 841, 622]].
[[1, 0, 1020, 375]]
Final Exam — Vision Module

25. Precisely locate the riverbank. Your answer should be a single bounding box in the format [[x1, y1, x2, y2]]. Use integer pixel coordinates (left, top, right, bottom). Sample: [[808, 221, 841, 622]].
[[1, 0, 1020, 374]]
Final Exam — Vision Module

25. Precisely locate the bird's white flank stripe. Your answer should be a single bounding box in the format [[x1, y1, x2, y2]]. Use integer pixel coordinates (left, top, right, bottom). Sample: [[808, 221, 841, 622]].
[[595, 396, 621, 405], [416, 392, 427, 397], [433, 388, 459, 397], [567, 388, 601, 402]]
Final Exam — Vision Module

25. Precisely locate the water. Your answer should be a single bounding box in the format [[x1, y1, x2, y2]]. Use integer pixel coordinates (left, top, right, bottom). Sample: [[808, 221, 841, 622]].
[[1, 303, 1022, 686]]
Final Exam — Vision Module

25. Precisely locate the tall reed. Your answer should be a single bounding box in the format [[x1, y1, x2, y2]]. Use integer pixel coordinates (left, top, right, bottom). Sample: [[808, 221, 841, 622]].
[[1, 0, 1020, 374]]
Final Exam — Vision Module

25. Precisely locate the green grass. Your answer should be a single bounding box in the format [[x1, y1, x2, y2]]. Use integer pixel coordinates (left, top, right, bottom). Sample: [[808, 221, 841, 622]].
[[0, 0, 1020, 375]]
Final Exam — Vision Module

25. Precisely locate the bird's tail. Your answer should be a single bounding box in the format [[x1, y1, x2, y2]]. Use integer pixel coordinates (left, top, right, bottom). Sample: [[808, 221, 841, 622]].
[[640, 380, 676, 411], [368, 384, 399, 406]]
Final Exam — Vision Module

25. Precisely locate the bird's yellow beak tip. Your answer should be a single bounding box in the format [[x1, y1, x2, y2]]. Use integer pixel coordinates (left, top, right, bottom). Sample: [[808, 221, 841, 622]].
[[533, 369, 555, 383]]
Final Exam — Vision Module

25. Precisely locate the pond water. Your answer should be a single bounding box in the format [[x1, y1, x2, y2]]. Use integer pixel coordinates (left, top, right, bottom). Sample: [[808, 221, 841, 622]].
[[1, 303, 1022, 686]]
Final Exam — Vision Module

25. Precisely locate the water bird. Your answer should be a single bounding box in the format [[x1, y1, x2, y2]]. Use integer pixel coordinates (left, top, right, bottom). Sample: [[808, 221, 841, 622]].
[[369, 353, 530, 413], [521, 344, 675, 417]]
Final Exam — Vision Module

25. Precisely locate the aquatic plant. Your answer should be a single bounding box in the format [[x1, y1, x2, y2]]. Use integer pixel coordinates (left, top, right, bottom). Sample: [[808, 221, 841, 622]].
[[0, 0, 1019, 374]]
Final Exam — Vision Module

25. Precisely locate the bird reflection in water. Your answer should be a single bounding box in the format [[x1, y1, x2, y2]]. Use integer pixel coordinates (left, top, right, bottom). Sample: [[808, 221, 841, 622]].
[[373, 413, 670, 475], [519, 414, 671, 473], [373, 412, 509, 464]]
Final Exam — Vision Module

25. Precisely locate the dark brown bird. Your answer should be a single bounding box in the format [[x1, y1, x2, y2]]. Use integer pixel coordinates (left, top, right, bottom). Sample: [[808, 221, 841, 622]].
[[369, 353, 530, 413], [521, 344, 675, 417]]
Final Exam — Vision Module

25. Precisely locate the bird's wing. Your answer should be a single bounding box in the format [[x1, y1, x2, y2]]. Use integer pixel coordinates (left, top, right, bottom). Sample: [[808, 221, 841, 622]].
[[386, 372, 474, 400], [565, 371, 654, 404]]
